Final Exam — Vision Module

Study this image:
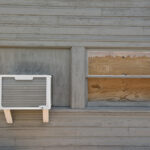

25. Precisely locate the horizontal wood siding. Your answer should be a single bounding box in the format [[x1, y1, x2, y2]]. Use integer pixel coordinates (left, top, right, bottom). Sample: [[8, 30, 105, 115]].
[[0, 0, 149, 45], [0, 0, 149, 149], [1, 110, 150, 149]]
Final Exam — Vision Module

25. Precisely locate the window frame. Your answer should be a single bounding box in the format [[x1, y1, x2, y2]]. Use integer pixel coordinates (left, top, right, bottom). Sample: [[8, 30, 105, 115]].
[[86, 48, 150, 107]]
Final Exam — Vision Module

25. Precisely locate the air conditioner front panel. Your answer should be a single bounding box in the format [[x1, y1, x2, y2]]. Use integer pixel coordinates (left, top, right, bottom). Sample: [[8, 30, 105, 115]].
[[0, 75, 51, 109]]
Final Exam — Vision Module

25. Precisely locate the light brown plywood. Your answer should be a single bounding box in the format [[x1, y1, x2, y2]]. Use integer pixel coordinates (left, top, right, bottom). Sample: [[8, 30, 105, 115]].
[[88, 78, 150, 101], [88, 51, 150, 75]]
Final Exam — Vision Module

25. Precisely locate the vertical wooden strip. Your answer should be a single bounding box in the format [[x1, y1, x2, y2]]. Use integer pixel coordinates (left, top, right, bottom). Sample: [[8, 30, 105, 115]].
[[0, 77, 2, 109], [42, 109, 49, 123], [4, 109, 13, 124], [71, 47, 86, 109]]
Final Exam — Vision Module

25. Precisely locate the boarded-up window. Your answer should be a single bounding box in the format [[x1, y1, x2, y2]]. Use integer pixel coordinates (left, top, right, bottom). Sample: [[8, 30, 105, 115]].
[[88, 50, 150, 102], [0, 48, 70, 107]]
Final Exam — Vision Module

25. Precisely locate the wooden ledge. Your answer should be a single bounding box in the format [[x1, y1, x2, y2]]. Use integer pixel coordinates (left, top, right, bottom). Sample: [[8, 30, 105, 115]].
[[51, 107, 150, 113]]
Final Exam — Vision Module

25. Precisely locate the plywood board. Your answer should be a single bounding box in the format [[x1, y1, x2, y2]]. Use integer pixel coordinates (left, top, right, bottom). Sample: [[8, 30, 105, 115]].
[[88, 78, 150, 101], [88, 51, 150, 75], [0, 48, 70, 107]]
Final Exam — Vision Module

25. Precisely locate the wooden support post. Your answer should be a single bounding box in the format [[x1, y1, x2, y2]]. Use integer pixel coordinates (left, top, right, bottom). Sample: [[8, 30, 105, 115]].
[[42, 109, 49, 123], [4, 109, 13, 124]]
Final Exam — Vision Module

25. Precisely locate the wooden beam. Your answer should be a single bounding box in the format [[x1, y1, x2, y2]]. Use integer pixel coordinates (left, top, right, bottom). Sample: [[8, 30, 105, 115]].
[[71, 46, 86, 109], [42, 109, 49, 123], [4, 109, 13, 124], [87, 75, 150, 78]]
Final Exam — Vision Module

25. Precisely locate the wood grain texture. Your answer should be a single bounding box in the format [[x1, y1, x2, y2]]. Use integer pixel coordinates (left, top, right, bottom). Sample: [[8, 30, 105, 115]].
[[0, 41, 149, 48], [0, 26, 150, 36], [88, 50, 150, 102], [0, 16, 150, 27], [1, 146, 150, 150], [0, 7, 149, 17], [71, 47, 86, 108], [1, 127, 150, 137], [0, 0, 149, 45], [42, 109, 49, 123], [0, 48, 70, 107], [0, 0, 150, 7], [88, 51, 150, 75], [1, 109, 150, 128], [1, 110, 150, 148], [0, 0, 149, 149], [88, 78, 150, 101], [3, 110, 13, 124], [14, 137, 150, 146]]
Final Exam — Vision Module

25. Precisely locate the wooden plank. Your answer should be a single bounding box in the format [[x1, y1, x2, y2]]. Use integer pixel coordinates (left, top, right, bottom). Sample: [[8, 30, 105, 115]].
[[88, 78, 150, 102], [1, 146, 150, 150], [0, 7, 149, 17], [88, 51, 150, 75], [2, 146, 148, 150], [0, 41, 149, 48], [1, 34, 150, 43], [3, 110, 13, 124], [0, 26, 150, 36], [0, 127, 130, 137], [1, 127, 150, 137], [57, 16, 150, 27], [14, 146, 150, 150], [87, 75, 150, 78], [88, 101, 150, 107], [15, 137, 150, 146], [0, 16, 150, 27], [15, 147, 44, 150], [0, 0, 150, 8], [0, 138, 15, 146], [42, 109, 49, 123], [49, 116, 150, 128], [71, 47, 86, 108]]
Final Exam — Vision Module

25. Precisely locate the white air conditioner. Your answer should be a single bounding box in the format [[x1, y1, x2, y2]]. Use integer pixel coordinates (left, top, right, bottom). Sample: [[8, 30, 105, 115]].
[[0, 75, 52, 124]]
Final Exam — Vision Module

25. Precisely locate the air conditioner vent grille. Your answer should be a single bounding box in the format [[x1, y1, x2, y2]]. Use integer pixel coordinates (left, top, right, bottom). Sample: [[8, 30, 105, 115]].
[[2, 77, 46, 107]]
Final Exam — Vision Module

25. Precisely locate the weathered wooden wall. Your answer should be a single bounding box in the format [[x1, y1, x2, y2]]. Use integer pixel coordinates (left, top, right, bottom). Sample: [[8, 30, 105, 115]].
[[0, 0, 150, 149], [1, 109, 150, 150], [0, 0, 149, 47], [0, 48, 70, 106]]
